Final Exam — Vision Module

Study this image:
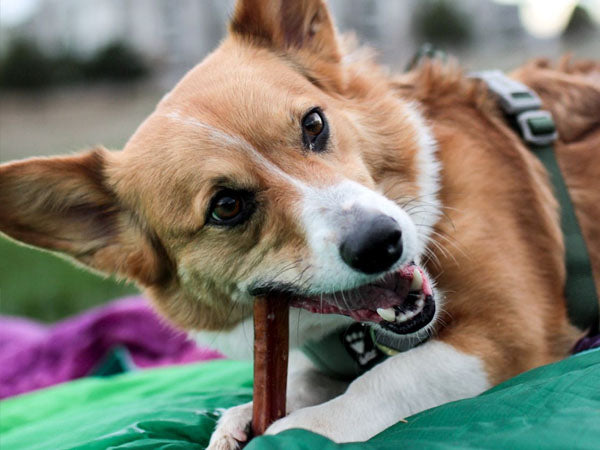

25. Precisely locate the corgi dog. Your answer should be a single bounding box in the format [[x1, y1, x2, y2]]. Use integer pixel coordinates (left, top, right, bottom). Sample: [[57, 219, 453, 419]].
[[1, 0, 599, 448]]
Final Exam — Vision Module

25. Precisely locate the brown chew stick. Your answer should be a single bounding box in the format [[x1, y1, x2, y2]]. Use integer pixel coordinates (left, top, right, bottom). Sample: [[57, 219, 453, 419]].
[[252, 295, 289, 437]]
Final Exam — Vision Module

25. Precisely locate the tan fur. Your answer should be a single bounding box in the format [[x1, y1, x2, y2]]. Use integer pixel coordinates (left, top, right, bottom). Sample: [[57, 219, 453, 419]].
[[0, 0, 597, 389]]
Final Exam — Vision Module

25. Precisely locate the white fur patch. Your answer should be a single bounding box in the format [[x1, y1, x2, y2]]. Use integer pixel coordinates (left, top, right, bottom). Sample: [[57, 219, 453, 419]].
[[298, 180, 421, 294], [265, 340, 490, 442], [402, 101, 442, 255]]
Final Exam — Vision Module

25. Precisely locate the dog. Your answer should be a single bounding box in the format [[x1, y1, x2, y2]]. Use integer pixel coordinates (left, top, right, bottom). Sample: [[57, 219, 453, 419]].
[[1, 0, 599, 448]]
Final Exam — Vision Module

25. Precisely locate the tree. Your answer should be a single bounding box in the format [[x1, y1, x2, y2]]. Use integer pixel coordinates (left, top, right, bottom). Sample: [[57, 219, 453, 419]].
[[563, 5, 597, 41], [412, 0, 474, 47]]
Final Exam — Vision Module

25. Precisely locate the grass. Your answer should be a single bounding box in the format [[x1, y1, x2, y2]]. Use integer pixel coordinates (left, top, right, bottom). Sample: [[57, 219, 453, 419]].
[[0, 235, 138, 322], [0, 87, 158, 323]]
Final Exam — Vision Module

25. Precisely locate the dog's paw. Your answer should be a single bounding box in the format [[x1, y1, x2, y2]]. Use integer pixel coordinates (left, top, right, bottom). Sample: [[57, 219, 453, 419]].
[[207, 402, 253, 450], [265, 405, 333, 439]]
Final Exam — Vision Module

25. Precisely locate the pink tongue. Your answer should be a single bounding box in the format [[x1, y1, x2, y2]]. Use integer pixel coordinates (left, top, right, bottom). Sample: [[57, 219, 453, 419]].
[[355, 284, 408, 309], [295, 283, 407, 313], [348, 309, 382, 322], [291, 264, 428, 321]]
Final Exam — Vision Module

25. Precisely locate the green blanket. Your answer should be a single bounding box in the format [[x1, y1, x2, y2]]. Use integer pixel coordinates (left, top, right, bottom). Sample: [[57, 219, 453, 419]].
[[2, 349, 599, 450]]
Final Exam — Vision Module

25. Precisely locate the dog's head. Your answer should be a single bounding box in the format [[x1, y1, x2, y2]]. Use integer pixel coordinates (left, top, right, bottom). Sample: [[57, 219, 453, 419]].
[[0, 0, 441, 341]]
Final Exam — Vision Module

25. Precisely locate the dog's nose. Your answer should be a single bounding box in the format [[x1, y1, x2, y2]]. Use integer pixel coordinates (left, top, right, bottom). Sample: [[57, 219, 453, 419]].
[[339, 214, 403, 274]]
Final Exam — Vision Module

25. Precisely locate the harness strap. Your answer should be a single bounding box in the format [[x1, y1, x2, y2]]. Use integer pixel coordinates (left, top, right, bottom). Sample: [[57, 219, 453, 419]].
[[532, 145, 599, 330], [473, 70, 599, 331]]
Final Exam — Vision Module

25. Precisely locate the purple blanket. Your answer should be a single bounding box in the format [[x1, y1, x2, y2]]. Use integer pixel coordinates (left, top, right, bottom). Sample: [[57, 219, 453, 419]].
[[0, 296, 222, 399]]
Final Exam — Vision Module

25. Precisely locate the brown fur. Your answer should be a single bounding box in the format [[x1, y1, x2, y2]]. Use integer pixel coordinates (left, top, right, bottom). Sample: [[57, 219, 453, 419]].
[[0, 0, 597, 387]]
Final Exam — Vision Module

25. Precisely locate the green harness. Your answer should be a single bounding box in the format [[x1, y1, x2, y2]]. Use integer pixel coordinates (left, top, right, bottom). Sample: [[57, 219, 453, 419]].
[[301, 65, 599, 380]]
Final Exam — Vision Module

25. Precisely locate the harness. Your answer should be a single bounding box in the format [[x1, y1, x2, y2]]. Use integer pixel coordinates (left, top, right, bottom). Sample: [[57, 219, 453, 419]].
[[301, 322, 430, 380], [471, 70, 599, 331], [301, 55, 599, 380]]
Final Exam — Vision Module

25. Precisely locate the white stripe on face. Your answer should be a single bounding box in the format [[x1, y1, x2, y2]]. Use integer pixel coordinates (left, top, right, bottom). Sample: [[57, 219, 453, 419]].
[[165, 111, 308, 191]]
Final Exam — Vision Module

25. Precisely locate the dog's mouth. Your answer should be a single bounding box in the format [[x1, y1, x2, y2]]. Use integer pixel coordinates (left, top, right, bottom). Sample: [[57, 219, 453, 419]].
[[288, 264, 436, 335]]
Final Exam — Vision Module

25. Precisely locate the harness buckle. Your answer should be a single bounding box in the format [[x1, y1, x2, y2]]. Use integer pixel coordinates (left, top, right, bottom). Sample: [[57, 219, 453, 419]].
[[471, 70, 542, 114], [516, 110, 558, 147]]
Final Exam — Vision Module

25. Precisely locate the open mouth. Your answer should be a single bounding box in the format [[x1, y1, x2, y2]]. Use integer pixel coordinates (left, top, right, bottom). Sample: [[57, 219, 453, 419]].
[[289, 264, 436, 335]]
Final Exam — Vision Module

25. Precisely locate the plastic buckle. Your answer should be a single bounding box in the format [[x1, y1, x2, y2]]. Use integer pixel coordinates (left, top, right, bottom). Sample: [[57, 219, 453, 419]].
[[406, 43, 447, 72], [516, 110, 558, 146], [470, 70, 542, 114]]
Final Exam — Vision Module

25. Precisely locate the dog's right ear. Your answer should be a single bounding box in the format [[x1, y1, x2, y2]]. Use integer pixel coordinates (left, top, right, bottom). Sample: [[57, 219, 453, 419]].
[[230, 0, 343, 89], [231, 0, 340, 58], [0, 149, 172, 287]]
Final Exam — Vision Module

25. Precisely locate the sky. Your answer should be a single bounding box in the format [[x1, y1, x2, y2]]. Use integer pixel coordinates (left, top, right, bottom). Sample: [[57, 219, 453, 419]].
[[0, 0, 40, 27], [495, 0, 600, 37], [1, 0, 600, 38]]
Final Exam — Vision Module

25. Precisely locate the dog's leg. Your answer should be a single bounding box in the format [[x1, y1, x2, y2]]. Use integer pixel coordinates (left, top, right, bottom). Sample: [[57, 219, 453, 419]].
[[207, 350, 349, 450], [265, 339, 491, 442]]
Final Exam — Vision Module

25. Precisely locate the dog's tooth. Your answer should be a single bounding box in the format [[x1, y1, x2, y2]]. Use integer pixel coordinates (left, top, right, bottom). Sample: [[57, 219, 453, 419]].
[[410, 268, 423, 291], [397, 312, 407, 323], [416, 298, 425, 308], [377, 307, 396, 322]]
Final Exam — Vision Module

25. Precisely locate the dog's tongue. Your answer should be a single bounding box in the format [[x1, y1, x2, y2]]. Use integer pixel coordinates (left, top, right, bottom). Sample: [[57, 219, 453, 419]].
[[341, 265, 415, 310], [290, 264, 432, 323]]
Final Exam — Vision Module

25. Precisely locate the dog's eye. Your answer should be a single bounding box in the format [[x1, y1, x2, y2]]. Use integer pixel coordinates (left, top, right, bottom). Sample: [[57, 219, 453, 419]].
[[303, 111, 323, 136], [208, 190, 254, 226], [301, 108, 329, 152], [213, 196, 241, 220]]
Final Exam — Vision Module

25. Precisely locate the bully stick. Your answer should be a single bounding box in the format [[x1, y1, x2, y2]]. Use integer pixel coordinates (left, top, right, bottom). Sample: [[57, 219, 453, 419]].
[[252, 295, 289, 436]]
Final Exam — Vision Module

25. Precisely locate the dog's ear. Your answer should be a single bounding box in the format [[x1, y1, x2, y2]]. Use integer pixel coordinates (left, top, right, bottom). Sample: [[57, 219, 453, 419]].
[[231, 0, 342, 66], [0, 149, 172, 286]]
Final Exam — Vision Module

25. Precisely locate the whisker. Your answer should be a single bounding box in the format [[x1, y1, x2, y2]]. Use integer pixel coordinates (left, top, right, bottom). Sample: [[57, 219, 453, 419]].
[[428, 230, 470, 262], [340, 288, 352, 312]]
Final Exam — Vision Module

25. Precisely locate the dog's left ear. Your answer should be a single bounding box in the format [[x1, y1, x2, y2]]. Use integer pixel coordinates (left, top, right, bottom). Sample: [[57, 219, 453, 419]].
[[231, 0, 343, 86], [0, 148, 172, 287]]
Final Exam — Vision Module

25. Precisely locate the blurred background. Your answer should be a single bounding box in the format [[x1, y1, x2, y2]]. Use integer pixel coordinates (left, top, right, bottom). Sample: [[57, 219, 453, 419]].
[[1, 0, 599, 322]]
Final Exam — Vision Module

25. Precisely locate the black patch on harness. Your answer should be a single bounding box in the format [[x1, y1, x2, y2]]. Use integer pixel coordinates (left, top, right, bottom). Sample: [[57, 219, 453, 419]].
[[341, 323, 385, 370]]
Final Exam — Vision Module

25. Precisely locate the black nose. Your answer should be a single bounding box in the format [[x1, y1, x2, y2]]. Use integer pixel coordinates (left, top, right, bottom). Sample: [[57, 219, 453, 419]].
[[339, 214, 403, 274]]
